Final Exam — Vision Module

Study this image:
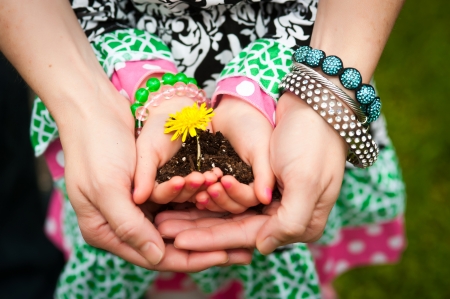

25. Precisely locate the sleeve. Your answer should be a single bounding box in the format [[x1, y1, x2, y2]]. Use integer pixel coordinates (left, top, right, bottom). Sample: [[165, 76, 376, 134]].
[[211, 39, 295, 127]]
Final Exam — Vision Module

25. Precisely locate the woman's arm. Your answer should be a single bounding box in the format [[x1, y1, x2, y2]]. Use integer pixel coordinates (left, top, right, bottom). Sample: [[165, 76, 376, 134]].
[[0, 0, 246, 270], [256, 0, 405, 253], [310, 0, 404, 81]]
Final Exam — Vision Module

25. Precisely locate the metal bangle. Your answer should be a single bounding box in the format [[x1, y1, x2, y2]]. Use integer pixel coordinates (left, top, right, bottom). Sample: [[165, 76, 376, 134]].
[[279, 70, 379, 168], [292, 61, 368, 124]]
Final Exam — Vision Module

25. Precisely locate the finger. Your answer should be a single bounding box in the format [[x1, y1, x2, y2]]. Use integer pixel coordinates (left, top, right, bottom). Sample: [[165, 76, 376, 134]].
[[134, 113, 182, 204], [149, 176, 186, 204], [206, 182, 248, 214], [195, 190, 211, 205], [255, 185, 317, 255], [95, 187, 166, 266], [204, 170, 220, 187], [154, 244, 230, 272], [210, 167, 224, 180], [170, 172, 205, 203], [154, 208, 229, 226], [196, 189, 226, 212], [157, 211, 257, 238], [220, 175, 260, 208], [249, 152, 276, 205], [133, 143, 159, 204], [221, 249, 253, 266], [174, 214, 268, 251]]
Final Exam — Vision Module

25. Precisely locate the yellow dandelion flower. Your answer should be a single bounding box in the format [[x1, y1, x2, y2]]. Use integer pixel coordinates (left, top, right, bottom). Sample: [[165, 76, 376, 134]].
[[164, 103, 214, 142]]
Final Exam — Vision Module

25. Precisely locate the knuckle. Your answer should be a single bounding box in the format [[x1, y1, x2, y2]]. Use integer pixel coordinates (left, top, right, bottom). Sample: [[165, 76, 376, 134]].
[[114, 220, 141, 243], [279, 221, 307, 241]]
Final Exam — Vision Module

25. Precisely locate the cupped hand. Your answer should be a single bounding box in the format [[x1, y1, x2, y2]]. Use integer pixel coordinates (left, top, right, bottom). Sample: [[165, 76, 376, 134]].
[[196, 95, 275, 213], [133, 97, 220, 206], [60, 87, 247, 271], [153, 92, 347, 255]]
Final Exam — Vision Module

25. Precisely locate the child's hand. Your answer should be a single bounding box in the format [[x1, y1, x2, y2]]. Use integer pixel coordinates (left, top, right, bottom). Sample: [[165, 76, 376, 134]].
[[133, 97, 218, 205], [195, 95, 275, 214]]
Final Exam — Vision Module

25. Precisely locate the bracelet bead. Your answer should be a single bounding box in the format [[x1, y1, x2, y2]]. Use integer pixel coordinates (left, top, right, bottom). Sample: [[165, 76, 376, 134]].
[[135, 88, 149, 104], [186, 77, 198, 85], [175, 73, 188, 84], [365, 97, 381, 123], [355, 84, 376, 105], [162, 73, 177, 85], [146, 77, 161, 91], [161, 84, 175, 99], [339, 68, 362, 90], [305, 49, 326, 68], [130, 102, 142, 117], [294, 46, 311, 64], [321, 55, 343, 76]]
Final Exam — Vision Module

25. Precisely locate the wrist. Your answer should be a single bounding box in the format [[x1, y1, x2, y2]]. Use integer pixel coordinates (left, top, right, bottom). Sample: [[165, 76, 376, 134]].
[[278, 91, 348, 154], [50, 76, 133, 132]]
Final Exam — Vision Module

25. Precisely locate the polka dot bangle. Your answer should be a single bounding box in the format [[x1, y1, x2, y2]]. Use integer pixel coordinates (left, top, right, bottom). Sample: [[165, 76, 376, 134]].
[[293, 46, 381, 123]]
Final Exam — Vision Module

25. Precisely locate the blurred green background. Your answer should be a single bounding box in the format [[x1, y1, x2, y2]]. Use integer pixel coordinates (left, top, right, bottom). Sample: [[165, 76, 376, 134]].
[[334, 0, 450, 298]]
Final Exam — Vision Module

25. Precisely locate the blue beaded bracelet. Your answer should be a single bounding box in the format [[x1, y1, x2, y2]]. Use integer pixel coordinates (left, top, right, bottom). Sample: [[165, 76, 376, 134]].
[[293, 45, 381, 123]]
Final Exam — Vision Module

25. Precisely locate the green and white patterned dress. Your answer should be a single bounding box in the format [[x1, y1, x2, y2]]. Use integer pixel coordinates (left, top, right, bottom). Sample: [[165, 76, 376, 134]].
[[31, 0, 406, 298]]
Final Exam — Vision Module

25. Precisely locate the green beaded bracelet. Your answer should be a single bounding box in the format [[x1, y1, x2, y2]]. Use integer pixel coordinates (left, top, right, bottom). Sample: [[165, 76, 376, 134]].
[[134, 72, 198, 105]]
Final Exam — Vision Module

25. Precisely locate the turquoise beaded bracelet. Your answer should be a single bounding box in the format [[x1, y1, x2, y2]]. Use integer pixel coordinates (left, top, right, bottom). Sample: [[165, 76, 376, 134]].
[[294, 46, 381, 123]]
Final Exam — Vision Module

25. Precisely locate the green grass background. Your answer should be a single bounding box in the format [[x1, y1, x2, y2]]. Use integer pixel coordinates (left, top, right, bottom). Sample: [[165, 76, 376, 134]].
[[334, 0, 450, 298]]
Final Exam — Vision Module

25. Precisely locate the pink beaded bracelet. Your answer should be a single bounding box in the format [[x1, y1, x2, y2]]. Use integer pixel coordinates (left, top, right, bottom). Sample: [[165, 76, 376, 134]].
[[134, 82, 209, 137]]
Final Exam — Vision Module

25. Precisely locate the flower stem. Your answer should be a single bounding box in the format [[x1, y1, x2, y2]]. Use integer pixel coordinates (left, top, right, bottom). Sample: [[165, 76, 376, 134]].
[[196, 135, 201, 171]]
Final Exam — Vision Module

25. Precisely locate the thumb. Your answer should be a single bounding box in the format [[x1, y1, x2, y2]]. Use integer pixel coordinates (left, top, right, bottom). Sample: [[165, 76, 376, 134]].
[[133, 134, 159, 204], [255, 184, 316, 255], [250, 151, 276, 205]]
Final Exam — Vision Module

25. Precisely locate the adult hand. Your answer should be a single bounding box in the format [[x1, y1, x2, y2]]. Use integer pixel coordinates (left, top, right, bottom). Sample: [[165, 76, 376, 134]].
[[60, 88, 250, 271], [154, 92, 347, 254]]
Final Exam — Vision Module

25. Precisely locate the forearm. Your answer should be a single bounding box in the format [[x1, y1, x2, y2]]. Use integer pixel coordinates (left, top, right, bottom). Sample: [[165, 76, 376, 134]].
[[0, 0, 120, 127], [310, 0, 404, 81]]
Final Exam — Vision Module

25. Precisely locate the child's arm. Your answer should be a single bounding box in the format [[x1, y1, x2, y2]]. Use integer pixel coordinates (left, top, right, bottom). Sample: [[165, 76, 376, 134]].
[[196, 95, 274, 213]]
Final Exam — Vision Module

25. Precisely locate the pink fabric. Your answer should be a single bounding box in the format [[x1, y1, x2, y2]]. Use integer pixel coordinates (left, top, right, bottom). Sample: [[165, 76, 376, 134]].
[[309, 217, 406, 284], [212, 76, 276, 127], [43, 139, 64, 180], [110, 59, 178, 104], [44, 188, 68, 259]]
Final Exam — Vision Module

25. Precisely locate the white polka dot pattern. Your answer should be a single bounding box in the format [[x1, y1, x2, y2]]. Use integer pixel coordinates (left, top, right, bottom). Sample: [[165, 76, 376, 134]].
[[56, 150, 65, 167], [235, 80, 255, 96]]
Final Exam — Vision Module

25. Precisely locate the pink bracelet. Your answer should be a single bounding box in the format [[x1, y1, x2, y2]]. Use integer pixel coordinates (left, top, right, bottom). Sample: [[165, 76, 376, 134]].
[[134, 82, 210, 137]]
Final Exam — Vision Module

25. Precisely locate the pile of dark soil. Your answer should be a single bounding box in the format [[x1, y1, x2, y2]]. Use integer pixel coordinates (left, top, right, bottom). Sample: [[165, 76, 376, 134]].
[[156, 130, 254, 184]]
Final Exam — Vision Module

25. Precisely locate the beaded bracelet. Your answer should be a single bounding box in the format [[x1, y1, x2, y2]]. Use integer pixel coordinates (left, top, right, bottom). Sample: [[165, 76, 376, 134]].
[[131, 72, 199, 116], [293, 46, 381, 123], [131, 73, 209, 137], [279, 65, 379, 168]]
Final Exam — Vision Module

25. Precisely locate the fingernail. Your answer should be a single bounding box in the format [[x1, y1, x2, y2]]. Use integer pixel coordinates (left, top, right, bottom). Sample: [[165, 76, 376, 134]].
[[221, 255, 230, 264], [197, 198, 209, 205], [222, 181, 232, 189], [174, 185, 183, 191], [265, 188, 273, 203], [209, 191, 219, 199], [259, 237, 279, 255], [190, 182, 202, 188], [141, 242, 163, 265]]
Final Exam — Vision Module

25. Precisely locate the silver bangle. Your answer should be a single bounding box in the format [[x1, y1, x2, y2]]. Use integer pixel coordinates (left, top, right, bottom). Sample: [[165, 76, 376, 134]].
[[279, 70, 379, 168], [292, 61, 368, 124]]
